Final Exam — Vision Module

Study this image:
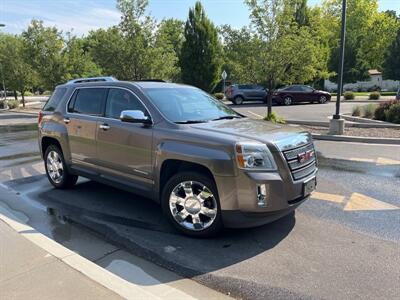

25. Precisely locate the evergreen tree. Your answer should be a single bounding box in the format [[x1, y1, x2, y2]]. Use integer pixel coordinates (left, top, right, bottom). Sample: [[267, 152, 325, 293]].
[[180, 1, 221, 92], [383, 24, 400, 80]]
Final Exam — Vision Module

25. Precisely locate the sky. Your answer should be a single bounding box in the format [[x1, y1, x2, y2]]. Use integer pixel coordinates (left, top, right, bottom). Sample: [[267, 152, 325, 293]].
[[1, 0, 399, 36]]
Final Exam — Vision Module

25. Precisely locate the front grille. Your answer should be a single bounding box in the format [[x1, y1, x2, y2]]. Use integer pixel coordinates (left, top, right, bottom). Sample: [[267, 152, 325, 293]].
[[282, 143, 317, 181]]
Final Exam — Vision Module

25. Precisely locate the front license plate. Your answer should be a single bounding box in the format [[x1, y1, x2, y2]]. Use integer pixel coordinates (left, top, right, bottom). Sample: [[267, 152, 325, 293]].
[[303, 177, 317, 197]]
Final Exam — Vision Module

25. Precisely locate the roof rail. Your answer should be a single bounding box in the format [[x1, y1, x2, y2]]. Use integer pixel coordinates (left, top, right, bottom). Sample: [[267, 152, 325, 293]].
[[67, 76, 118, 84], [134, 79, 166, 82]]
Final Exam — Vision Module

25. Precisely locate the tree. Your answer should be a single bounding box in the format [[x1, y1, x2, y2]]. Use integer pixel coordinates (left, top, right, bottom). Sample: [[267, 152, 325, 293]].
[[383, 25, 400, 80], [180, 1, 221, 92], [219, 25, 264, 84], [246, 0, 328, 116], [22, 20, 65, 90], [116, 0, 156, 80], [0, 34, 35, 107], [62, 34, 102, 82], [153, 19, 184, 81], [325, 0, 399, 83]]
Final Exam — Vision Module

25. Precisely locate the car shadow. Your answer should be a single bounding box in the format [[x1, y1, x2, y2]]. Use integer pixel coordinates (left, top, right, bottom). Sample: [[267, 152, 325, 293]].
[[34, 179, 296, 281]]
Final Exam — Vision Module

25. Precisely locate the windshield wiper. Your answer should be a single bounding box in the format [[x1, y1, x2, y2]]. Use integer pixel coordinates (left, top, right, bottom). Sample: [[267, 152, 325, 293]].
[[211, 115, 241, 121], [175, 120, 209, 124]]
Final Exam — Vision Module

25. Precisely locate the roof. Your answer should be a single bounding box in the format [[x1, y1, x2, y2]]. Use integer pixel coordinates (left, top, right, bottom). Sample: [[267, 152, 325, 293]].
[[368, 69, 382, 75], [132, 81, 193, 89]]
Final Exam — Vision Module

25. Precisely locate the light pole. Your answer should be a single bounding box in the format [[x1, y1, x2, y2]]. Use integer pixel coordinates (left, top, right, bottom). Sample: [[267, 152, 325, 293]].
[[329, 0, 346, 135], [0, 24, 6, 101]]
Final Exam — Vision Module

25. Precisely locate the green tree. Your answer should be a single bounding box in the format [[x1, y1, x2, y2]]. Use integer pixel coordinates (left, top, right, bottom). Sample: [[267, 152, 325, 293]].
[[219, 25, 264, 84], [62, 34, 102, 81], [153, 19, 184, 81], [22, 20, 65, 90], [0, 34, 35, 107], [383, 25, 400, 80], [246, 0, 328, 116], [180, 1, 221, 92]]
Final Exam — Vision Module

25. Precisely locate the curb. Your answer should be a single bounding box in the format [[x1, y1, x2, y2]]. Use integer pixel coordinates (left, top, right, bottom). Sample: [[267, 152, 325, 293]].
[[312, 133, 400, 145], [286, 119, 400, 129], [0, 188, 161, 300]]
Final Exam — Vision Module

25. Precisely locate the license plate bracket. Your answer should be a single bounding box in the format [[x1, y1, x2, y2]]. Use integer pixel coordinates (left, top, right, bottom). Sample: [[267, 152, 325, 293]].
[[303, 177, 317, 197]]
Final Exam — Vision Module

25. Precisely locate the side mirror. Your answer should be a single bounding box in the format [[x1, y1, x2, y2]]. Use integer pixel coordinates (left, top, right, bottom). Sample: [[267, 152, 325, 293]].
[[120, 110, 152, 125]]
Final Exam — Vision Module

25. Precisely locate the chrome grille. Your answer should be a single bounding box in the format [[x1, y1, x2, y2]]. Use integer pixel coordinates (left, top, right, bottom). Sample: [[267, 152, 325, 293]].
[[282, 143, 317, 181]]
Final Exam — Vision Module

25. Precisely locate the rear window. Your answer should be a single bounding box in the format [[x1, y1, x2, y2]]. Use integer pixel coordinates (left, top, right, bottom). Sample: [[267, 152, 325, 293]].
[[43, 88, 67, 112], [68, 88, 107, 116]]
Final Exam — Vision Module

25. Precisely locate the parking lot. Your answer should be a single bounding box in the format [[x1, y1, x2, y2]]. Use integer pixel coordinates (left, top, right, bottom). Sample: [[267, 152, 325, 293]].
[[1, 112, 399, 300]]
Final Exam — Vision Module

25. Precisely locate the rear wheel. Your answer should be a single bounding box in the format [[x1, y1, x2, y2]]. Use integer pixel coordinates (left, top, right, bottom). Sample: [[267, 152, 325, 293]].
[[233, 96, 244, 105], [44, 145, 78, 189], [283, 96, 292, 106], [161, 172, 223, 237]]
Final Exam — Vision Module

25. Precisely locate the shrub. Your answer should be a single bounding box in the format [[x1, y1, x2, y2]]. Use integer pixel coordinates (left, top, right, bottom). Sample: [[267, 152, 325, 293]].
[[363, 103, 377, 118], [374, 100, 398, 121], [264, 112, 285, 124], [0, 100, 6, 109], [42, 90, 52, 96], [385, 102, 400, 124], [352, 106, 362, 116], [369, 91, 380, 100], [7, 100, 20, 109], [343, 91, 355, 100], [214, 93, 224, 100], [24, 91, 34, 96]]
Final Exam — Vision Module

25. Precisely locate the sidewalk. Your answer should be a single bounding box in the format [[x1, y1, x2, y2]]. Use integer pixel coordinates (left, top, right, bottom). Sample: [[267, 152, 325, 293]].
[[0, 186, 231, 300], [0, 219, 122, 300]]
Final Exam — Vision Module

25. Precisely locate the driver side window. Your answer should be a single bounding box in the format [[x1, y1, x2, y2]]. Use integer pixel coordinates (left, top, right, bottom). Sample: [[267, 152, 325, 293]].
[[105, 89, 147, 119]]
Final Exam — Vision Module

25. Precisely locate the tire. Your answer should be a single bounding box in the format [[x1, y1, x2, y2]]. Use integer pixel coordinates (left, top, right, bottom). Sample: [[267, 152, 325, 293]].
[[233, 96, 244, 105], [44, 145, 78, 189], [161, 172, 223, 237], [283, 96, 292, 106], [318, 95, 328, 104]]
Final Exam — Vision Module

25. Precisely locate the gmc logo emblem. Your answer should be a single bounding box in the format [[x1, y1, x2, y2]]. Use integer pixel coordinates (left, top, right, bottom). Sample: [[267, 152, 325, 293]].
[[298, 150, 314, 163]]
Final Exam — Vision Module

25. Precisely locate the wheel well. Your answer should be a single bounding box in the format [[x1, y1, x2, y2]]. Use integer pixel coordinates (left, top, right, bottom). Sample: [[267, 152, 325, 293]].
[[159, 160, 216, 193], [41, 137, 62, 157]]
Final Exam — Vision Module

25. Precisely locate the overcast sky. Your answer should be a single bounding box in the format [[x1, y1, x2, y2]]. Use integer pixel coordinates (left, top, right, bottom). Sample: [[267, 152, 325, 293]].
[[1, 0, 399, 36]]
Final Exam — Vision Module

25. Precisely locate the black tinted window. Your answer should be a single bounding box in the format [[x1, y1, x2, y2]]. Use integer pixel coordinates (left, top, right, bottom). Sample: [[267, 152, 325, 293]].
[[70, 88, 107, 115], [43, 88, 67, 112], [105, 89, 146, 119]]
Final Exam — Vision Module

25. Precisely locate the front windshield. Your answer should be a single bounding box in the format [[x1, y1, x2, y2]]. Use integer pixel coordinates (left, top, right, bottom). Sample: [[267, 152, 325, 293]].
[[144, 87, 241, 123]]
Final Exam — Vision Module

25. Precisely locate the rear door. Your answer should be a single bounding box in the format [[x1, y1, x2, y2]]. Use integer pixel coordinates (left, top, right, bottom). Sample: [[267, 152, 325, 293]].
[[96, 88, 153, 192], [65, 87, 107, 170], [300, 86, 316, 102]]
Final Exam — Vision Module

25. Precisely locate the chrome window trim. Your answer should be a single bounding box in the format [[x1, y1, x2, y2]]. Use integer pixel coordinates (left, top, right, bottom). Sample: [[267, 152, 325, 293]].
[[65, 85, 154, 123]]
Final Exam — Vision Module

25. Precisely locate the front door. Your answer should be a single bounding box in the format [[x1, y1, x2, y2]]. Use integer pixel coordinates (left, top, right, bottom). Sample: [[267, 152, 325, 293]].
[[96, 88, 153, 190], [65, 87, 107, 169]]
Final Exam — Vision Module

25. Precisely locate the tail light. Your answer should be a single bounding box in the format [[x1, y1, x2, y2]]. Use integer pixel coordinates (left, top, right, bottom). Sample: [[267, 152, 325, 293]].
[[38, 111, 43, 124]]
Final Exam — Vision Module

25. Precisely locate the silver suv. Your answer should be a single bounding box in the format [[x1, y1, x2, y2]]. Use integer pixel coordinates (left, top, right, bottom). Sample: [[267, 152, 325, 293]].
[[226, 84, 267, 105], [38, 78, 317, 237]]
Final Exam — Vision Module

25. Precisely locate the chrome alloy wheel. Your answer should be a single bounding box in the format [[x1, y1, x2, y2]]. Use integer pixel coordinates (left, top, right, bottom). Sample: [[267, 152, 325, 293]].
[[319, 95, 327, 103], [46, 150, 64, 184], [284, 96, 292, 105], [169, 181, 218, 231]]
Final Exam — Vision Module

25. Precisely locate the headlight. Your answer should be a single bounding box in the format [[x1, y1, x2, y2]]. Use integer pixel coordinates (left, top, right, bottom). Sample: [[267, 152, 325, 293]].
[[235, 142, 277, 171]]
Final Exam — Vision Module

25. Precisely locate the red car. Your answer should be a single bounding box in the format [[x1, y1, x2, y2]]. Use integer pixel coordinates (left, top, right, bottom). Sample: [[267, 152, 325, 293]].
[[273, 85, 331, 105]]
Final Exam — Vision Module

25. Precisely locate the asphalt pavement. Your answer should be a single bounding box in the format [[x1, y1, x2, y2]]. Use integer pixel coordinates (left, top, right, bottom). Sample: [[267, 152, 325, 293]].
[[0, 118, 399, 300]]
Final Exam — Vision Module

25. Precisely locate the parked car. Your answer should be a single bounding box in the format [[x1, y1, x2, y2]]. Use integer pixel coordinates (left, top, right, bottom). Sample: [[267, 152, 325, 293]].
[[273, 85, 331, 105], [38, 77, 317, 237], [226, 84, 267, 105]]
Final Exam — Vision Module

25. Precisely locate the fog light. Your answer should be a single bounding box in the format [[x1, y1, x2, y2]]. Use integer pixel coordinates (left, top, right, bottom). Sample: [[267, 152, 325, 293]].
[[257, 184, 268, 207]]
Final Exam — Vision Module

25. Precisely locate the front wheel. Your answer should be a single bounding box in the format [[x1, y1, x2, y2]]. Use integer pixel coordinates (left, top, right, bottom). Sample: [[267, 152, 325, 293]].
[[233, 96, 244, 105], [161, 172, 223, 237], [44, 145, 78, 189], [319, 95, 328, 104], [283, 96, 292, 105]]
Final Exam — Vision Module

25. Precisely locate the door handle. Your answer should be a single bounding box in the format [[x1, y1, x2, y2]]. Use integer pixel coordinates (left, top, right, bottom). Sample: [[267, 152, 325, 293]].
[[99, 123, 110, 130], [63, 117, 70, 124]]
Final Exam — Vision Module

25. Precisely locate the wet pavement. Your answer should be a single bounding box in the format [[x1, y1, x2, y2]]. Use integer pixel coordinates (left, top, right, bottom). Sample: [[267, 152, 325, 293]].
[[0, 122, 399, 300]]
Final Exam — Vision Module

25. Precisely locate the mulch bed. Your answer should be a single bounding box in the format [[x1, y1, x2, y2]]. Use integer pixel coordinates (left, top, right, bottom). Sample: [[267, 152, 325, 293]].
[[302, 125, 400, 139]]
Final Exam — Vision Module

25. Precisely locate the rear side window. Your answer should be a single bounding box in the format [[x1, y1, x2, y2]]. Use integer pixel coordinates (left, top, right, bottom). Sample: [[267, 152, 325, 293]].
[[43, 88, 67, 112], [68, 88, 107, 116]]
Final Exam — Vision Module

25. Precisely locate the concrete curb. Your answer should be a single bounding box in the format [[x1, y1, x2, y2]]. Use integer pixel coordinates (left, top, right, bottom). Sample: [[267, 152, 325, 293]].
[[341, 115, 400, 128], [312, 133, 400, 145], [0, 186, 167, 300]]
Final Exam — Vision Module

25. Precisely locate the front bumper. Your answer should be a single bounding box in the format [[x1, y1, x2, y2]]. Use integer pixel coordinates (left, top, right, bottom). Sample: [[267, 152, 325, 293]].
[[215, 169, 317, 228]]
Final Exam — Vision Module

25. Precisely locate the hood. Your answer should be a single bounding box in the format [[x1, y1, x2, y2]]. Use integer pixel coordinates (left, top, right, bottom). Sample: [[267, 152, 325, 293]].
[[190, 118, 312, 151]]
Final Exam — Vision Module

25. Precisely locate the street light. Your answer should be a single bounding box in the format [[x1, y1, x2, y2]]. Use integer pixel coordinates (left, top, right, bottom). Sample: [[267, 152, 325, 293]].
[[329, 0, 347, 135]]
